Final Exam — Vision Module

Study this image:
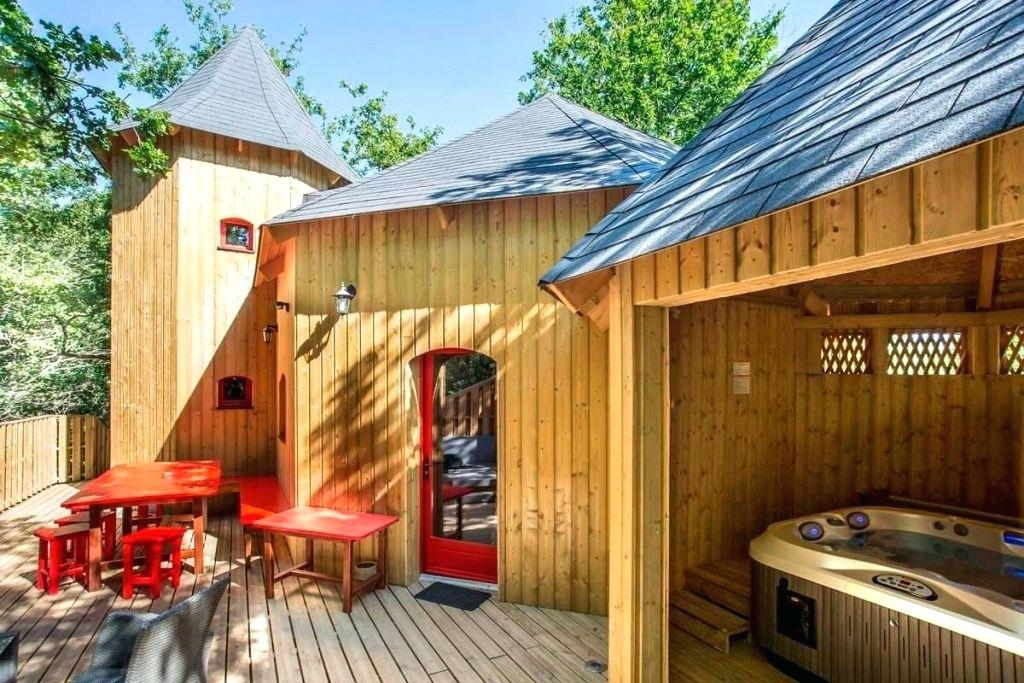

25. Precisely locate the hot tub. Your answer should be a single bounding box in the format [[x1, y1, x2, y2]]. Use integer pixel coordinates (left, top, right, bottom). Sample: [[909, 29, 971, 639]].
[[749, 506, 1024, 681]]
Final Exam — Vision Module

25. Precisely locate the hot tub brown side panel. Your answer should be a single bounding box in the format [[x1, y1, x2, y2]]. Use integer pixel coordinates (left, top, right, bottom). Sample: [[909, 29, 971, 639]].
[[752, 561, 1024, 682]]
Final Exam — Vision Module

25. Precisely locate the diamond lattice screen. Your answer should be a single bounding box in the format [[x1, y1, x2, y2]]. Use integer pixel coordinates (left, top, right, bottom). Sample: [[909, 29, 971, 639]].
[[1000, 325, 1024, 375], [886, 329, 967, 376], [821, 331, 871, 374]]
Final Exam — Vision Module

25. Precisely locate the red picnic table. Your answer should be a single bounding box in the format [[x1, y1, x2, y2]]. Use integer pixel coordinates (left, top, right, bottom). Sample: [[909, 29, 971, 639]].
[[249, 506, 398, 612], [62, 460, 222, 591]]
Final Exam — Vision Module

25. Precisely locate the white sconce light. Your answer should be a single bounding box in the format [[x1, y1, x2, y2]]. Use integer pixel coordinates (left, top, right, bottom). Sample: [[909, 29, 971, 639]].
[[333, 282, 357, 315]]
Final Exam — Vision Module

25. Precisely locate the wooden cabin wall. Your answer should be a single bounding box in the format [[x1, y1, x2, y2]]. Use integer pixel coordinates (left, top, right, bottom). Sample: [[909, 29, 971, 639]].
[[667, 298, 797, 593], [282, 188, 627, 612], [793, 374, 1024, 517], [669, 292, 1024, 591], [110, 130, 333, 474]]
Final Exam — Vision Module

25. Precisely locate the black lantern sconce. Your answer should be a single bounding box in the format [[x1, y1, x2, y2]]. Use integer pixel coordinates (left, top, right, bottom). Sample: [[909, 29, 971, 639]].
[[333, 282, 357, 315], [261, 324, 278, 345]]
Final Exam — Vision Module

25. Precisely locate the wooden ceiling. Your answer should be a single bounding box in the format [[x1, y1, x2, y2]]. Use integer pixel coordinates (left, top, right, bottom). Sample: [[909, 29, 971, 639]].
[[753, 239, 1024, 315]]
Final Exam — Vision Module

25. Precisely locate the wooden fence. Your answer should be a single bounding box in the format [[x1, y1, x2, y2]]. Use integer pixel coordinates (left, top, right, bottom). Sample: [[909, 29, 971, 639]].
[[442, 377, 497, 437], [0, 415, 109, 512]]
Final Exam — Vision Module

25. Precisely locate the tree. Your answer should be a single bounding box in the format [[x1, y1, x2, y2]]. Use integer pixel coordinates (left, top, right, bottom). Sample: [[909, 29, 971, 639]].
[[441, 354, 497, 396], [325, 81, 442, 176], [0, 0, 169, 181], [0, 165, 112, 419], [520, 0, 782, 145]]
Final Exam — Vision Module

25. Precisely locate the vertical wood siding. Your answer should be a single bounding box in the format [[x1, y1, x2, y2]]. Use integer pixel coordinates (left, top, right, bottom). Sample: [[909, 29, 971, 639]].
[[793, 374, 1024, 518], [668, 299, 797, 591], [0, 415, 109, 511], [669, 297, 1024, 592], [281, 188, 626, 612], [109, 130, 333, 474]]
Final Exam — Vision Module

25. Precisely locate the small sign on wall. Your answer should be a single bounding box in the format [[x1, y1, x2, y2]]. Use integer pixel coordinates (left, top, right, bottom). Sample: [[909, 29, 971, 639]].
[[732, 361, 751, 395]]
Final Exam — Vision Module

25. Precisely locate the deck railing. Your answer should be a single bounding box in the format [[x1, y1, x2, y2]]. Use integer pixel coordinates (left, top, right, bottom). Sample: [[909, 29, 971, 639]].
[[442, 377, 496, 437], [0, 415, 109, 511]]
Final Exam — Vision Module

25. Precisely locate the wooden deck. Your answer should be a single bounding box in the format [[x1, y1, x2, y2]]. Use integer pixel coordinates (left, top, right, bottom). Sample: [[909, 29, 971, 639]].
[[0, 484, 791, 682]]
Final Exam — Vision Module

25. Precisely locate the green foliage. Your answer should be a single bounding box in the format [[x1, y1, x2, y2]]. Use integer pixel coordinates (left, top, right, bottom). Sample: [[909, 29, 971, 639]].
[[326, 81, 443, 175], [0, 0, 169, 180], [520, 0, 782, 145], [441, 354, 497, 396], [0, 164, 112, 420]]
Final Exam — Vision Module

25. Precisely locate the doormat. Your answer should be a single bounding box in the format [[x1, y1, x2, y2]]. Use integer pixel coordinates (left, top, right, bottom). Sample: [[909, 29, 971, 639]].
[[415, 582, 491, 611]]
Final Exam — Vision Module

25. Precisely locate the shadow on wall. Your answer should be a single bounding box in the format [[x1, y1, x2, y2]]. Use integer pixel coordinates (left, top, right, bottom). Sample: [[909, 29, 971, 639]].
[[153, 281, 278, 477], [295, 299, 555, 579]]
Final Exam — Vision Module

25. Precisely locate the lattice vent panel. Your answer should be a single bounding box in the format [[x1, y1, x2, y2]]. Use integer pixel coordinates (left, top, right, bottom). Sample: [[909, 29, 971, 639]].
[[821, 330, 871, 374], [1000, 325, 1024, 375], [886, 329, 966, 376]]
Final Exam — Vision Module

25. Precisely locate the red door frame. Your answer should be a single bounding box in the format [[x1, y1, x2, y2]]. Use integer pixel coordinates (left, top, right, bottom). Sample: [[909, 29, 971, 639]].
[[419, 349, 498, 583]]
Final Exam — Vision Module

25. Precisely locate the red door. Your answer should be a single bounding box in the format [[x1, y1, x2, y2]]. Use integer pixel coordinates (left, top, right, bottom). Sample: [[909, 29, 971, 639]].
[[420, 350, 498, 583]]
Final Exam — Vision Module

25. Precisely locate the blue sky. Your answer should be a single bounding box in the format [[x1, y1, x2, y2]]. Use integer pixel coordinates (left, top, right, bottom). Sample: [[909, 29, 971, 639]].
[[24, 0, 835, 143]]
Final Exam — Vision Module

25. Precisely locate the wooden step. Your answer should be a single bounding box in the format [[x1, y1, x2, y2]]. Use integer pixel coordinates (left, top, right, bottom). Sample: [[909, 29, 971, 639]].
[[684, 560, 751, 618], [669, 589, 749, 654]]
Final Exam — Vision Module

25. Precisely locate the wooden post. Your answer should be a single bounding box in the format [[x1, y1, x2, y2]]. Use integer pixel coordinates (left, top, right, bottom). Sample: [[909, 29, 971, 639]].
[[608, 263, 670, 682], [56, 416, 68, 483]]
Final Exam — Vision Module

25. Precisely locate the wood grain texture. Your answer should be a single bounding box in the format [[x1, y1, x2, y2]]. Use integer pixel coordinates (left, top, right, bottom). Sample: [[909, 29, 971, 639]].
[[557, 127, 1024, 312], [668, 300, 797, 587], [274, 188, 622, 613], [793, 374, 1024, 517], [0, 415, 108, 512], [753, 561, 1024, 682], [109, 129, 334, 477], [668, 295, 1024, 598], [607, 265, 670, 683]]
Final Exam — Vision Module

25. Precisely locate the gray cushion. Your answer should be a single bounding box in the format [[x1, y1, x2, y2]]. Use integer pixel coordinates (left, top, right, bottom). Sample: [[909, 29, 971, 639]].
[[442, 436, 496, 467]]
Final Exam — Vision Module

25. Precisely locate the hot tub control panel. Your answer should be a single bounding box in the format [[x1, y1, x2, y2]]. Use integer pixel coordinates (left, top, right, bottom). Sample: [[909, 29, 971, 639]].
[[872, 573, 938, 601]]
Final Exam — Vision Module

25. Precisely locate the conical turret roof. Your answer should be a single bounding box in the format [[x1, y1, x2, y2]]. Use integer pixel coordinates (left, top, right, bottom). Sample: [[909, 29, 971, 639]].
[[114, 26, 355, 182]]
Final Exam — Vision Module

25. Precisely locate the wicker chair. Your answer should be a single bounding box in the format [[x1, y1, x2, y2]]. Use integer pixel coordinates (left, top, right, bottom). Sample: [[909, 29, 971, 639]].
[[73, 575, 229, 683], [0, 631, 17, 683]]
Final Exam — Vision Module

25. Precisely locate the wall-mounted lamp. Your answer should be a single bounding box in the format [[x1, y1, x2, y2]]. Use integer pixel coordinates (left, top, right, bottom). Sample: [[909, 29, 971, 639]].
[[333, 282, 357, 315], [275, 301, 290, 312], [262, 324, 279, 345]]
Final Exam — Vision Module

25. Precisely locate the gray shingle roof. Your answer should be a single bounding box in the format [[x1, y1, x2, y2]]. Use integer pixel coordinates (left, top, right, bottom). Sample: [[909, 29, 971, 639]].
[[265, 93, 677, 225], [541, 0, 1024, 286], [114, 26, 356, 182]]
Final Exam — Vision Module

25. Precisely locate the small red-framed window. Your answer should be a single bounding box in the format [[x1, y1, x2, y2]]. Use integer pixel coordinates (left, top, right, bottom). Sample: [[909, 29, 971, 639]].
[[217, 376, 253, 409], [219, 217, 254, 253]]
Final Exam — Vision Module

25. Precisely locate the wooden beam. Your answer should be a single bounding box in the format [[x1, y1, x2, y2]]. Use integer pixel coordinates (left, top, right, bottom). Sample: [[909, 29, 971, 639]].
[[977, 245, 999, 311], [548, 270, 614, 315], [797, 286, 830, 316], [119, 128, 140, 146], [793, 307, 1024, 330], [737, 291, 802, 308], [636, 220, 1024, 308], [813, 283, 978, 301], [429, 205, 456, 230], [608, 264, 669, 682], [259, 254, 286, 282]]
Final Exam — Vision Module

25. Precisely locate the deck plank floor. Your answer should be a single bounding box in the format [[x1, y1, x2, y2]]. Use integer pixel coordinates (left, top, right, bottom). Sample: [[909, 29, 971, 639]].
[[0, 484, 792, 681]]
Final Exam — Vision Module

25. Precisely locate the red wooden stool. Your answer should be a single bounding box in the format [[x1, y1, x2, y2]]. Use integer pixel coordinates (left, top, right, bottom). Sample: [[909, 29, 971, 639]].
[[55, 510, 117, 561], [122, 527, 185, 599], [34, 524, 89, 595]]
